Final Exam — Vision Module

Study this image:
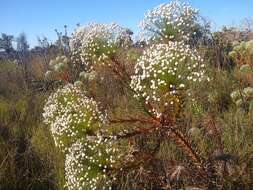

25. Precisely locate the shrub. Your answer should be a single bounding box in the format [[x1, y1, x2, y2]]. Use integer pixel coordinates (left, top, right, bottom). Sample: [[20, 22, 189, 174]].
[[39, 1, 253, 189]]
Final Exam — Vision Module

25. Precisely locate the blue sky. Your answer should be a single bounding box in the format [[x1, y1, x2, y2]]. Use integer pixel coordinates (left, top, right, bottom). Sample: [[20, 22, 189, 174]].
[[1, 0, 253, 47]]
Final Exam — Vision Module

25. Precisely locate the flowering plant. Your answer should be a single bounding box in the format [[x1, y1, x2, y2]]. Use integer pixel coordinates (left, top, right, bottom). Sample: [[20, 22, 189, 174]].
[[43, 1, 219, 189], [70, 22, 132, 70], [43, 84, 107, 151], [45, 55, 70, 81], [139, 1, 199, 43], [65, 137, 118, 190], [130, 41, 207, 118]]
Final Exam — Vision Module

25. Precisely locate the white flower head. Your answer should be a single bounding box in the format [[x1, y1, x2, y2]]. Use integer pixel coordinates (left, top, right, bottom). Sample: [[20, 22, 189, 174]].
[[70, 22, 132, 70], [65, 137, 119, 190], [139, 1, 199, 42], [43, 83, 107, 151], [130, 41, 206, 116]]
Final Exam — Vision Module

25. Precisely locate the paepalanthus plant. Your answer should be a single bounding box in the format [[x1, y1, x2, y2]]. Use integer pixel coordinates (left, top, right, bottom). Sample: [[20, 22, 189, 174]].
[[139, 1, 199, 43], [45, 55, 70, 81], [65, 137, 119, 190], [43, 84, 121, 190], [43, 1, 218, 189], [43, 84, 107, 151], [130, 41, 208, 119], [70, 22, 133, 71]]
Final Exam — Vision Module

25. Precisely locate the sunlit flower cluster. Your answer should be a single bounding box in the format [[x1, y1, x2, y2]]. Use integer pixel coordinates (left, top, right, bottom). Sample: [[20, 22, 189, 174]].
[[79, 70, 97, 81], [45, 55, 69, 80], [70, 22, 132, 70], [43, 84, 107, 151], [43, 83, 121, 189], [139, 0, 199, 43], [65, 136, 118, 190], [130, 41, 206, 117]]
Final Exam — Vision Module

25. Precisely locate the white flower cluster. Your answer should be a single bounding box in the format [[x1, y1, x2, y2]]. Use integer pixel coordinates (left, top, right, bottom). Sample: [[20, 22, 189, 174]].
[[79, 70, 97, 81], [45, 55, 68, 80], [139, 1, 198, 42], [43, 84, 120, 189], [65, 137, 118, 190], [70, 22, 132, 69], [130, 41, 206, 117], [43, 84, 107, 151]]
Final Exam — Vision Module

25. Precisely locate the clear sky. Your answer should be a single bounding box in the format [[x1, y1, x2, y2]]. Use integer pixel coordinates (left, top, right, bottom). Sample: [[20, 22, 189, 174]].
[[1, 0, 253, 47]]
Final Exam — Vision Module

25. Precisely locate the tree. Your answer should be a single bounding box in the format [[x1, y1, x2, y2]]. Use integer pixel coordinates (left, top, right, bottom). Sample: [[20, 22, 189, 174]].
[[16, 32, 29, 53], [0, 33, 14, 54]]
